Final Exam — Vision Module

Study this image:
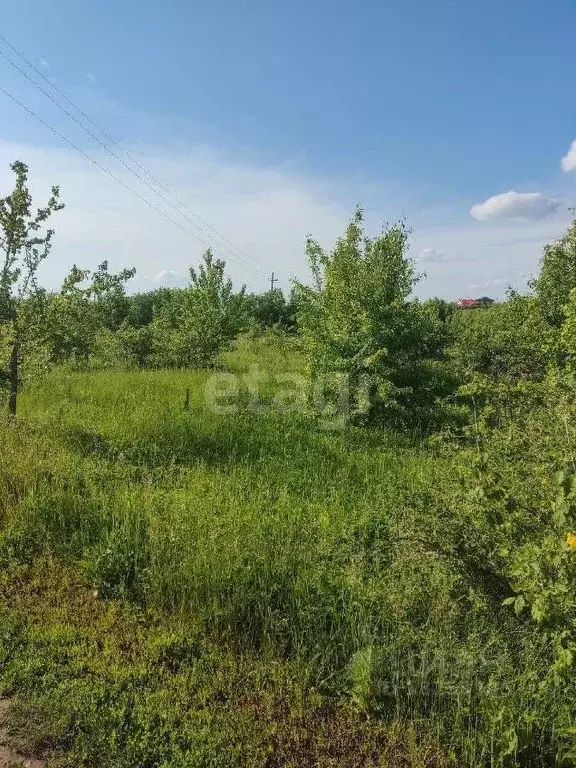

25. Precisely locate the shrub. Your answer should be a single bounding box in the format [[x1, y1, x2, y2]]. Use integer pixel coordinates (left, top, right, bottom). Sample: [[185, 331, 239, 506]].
[[151, 250, 246, 368], [535, 215, 576, 326], [295, 209, 459, 429], [451, 293, 558, 380]]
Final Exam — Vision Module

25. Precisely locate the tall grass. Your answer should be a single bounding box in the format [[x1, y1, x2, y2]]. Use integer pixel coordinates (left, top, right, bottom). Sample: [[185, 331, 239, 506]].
[[0, 336, 571, 765]]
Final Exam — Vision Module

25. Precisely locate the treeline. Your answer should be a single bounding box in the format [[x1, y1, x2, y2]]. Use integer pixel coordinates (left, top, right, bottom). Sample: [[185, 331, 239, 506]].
[[3, 158, 576, 429], [34, 254, 299, 371]]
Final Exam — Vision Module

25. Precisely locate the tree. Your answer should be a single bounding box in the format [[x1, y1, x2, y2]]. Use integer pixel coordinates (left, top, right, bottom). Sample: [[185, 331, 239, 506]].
[[89, 260, 136, 331], [44, 262, 136, 366], [560, 287, 576, 372], [124, 288, 174, 328], [451, 293, 558, 380], [151, 249, 246, 368], [245, 289, 297, 333], [0, 161, 64, 417], [45, 265, 95, 364], [294, 208, 458, 428], [535, 214, 576, 326]]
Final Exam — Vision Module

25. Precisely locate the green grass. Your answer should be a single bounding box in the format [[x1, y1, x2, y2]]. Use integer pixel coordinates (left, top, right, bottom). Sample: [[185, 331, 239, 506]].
[[0, 336, 572, 766]]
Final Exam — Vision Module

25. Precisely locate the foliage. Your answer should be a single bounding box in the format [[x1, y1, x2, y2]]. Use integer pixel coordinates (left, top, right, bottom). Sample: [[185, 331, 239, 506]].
[[2, 340, 575, 765], [534, 214, 576, 326], [0, 565, 456, 768], [295, 209, 459, 429], [150, 249, 246, 368], [43, 262, 136, 366], [245, 289, 298, 333], [0, 160, 64, 416], [5, 165, 576, 767], [124, 287, 174, 328], [451, 293, 558, 379], [560, 287, 576, 372], [443, 371, 576, 760]]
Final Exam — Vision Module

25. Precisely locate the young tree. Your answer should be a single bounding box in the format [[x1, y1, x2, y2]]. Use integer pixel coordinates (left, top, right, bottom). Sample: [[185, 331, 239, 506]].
[[295, 208, 457, 428], [451, 292, 559, 380], [45, 262, 136, 366], [535, 214, 576, 326], [245, 289, 297, 333], [152, 249, 246, 368], [0, 161, 64, 417], [89, 260, 136, 331], [45, 265, 94, 364]]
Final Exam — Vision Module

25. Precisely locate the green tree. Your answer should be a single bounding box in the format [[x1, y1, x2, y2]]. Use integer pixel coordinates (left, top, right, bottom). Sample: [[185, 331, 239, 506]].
[[451, 292, 558, 380], [535, 214, 576, 326], [560, 287, 576, 371], [124, 288, 174, 328], [89, 260, 136, 331], [44, 262, 136, 367], [0, 161, 64, 417], [245, 289, 297, 333], [295, 208, 458, 428], [45, 265, 95, 364], [151, 249, 246, 368]]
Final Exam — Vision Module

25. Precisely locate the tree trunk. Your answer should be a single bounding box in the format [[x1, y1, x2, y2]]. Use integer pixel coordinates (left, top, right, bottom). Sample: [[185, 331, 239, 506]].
[[8, 340, 19, 419]]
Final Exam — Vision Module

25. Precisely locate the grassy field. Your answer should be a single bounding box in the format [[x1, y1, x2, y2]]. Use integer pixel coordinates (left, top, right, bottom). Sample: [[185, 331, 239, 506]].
[[0, 335, 570, 766]]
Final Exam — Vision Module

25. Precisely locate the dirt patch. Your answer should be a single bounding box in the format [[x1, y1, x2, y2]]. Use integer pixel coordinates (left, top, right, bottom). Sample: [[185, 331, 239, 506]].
[[0, 700, 44, 768]]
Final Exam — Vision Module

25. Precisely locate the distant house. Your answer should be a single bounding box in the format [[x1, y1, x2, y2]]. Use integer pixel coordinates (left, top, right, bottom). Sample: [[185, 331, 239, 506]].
[[456, 296, 494, 308], [456, 298, 481, 308]]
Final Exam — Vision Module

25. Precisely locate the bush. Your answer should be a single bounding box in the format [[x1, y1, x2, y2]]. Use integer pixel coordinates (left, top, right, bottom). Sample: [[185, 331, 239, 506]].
[[150, 250, 246, 368], [245, 289, 298, 333], [295, 209, 459, 429], [451, 293, 558, 380], [535, 216, 576, 326]]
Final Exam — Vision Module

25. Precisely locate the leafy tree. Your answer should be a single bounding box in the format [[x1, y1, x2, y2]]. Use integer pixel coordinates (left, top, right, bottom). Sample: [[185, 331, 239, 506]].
[[44, 262, 136, 366], [45, 266, 95, 364], [534, 214, 576, 326], [560, 287, 576, 372], [124, 288, 174, 328], [151, 249, 246, 368], [451, 292, 558, 380], [0, 160, 64, 417], [89, 260, 136, 331], [92, 324, 154, 369], [245, 289, 297, 333], [294, 208, 458, 428]]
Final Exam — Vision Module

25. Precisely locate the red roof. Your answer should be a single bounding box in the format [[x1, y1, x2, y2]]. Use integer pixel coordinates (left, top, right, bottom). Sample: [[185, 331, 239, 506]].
[[456, 298, 481, 307]]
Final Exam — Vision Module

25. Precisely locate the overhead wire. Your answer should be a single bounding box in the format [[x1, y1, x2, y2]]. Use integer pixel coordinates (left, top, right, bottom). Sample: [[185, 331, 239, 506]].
[[0, 82, 236, 256], [0, 35, 269, 280]]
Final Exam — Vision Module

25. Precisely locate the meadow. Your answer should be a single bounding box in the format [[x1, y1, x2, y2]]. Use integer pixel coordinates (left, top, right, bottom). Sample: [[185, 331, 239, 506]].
[[1, 333, 574, 767], [2, 181, 576, 766]]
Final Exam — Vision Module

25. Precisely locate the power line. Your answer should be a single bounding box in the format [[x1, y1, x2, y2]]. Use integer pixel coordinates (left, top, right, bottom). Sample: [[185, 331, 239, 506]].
[[0, 47, 266, 279], [0, 33, 269, 279], [0, 82, 270, 278]]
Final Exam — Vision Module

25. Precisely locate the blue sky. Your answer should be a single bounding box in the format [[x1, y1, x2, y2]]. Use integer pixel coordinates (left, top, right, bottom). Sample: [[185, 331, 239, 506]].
[[0, 0, 575, 298]]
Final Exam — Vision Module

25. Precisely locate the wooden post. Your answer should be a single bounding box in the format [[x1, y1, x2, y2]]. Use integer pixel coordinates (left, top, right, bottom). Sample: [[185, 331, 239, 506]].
[[8, 340, 18, 419]]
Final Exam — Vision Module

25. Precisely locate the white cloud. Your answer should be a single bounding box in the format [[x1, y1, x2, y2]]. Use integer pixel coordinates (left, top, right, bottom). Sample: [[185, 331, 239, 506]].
[[468, 277, 510, 291], [0, 131, 572, 303], [418, 248, 447, 263], [561, 140, 576, 172], [127, 269, 188, 293], [154, 269, 187, 287], [417, 248, 462, 263], [470, 191, 560, 222], [86, 72, 96, 83], [0, 140, 353, 294]]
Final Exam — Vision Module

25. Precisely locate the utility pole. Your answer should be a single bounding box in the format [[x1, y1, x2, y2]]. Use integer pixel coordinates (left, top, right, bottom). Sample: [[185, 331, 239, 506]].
[[269, 271, 278, 292]]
